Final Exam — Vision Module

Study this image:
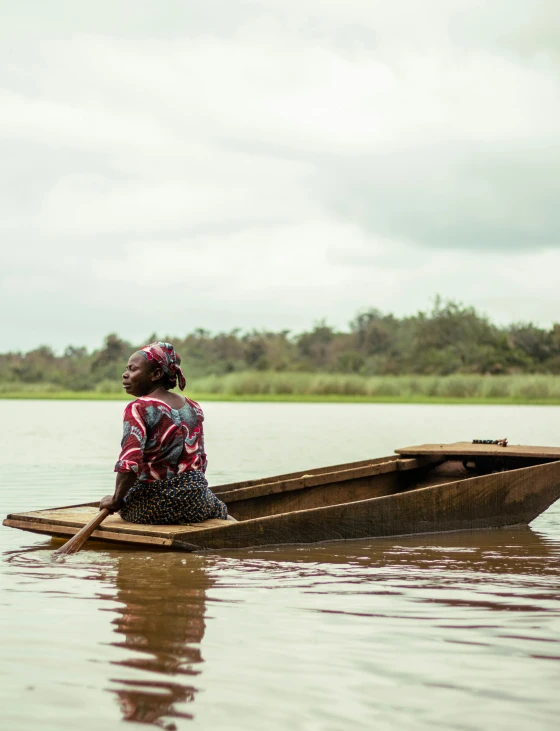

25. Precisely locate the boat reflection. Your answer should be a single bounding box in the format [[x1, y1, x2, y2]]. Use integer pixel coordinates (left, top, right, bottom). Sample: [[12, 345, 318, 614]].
[[108, 551, 213, 728], [237, 526, 560, 577]]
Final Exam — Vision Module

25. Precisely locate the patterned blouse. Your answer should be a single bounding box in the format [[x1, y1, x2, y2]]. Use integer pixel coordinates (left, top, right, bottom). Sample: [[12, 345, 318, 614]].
[[114, 395, 207, 482]]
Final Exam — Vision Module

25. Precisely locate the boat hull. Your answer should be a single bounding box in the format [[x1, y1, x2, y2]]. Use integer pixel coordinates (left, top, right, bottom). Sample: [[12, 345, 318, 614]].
[[4, 456, 560, 551], [168, 459, 560, 550]]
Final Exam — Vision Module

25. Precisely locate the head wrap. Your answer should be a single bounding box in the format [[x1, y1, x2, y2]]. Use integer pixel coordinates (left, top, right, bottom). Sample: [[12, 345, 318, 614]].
[[138, 342, 186, 391]]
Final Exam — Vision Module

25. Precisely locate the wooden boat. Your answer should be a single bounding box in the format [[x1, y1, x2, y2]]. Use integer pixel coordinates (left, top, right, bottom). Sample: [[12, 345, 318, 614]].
[[4, 442, 560, 552]]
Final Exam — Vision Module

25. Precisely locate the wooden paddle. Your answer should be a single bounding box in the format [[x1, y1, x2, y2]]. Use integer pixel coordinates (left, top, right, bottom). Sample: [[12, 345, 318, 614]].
[[53, 508, 111, 558]]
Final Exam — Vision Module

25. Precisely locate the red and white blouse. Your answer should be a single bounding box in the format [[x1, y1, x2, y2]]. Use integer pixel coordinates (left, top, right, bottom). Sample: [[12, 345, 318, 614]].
[[114, 395, 207, 481]]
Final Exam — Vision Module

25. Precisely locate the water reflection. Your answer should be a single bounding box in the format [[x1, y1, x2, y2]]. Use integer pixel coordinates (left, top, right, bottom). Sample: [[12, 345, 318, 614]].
[[108, 552, 213, 729], [2, 525, 559, 731], [222, 527, 560, 578]]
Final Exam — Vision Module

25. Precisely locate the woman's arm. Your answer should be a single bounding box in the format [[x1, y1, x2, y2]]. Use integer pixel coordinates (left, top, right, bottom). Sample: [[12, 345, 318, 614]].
[[99, 471, 138, 513]]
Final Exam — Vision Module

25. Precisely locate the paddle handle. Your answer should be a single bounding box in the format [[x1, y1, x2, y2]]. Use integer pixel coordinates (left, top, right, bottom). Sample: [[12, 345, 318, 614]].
[[53, 508, 111, 557]]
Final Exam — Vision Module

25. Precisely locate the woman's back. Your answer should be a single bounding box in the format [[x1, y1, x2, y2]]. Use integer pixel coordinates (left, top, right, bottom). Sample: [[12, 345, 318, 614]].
[[116, 395, 207, 482]]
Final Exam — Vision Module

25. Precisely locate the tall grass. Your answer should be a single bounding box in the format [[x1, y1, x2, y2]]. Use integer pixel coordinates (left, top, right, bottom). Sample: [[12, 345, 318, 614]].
[[0, 381, 65, 394], [2, 372, 560, 402], [186, 372, 560, 402]]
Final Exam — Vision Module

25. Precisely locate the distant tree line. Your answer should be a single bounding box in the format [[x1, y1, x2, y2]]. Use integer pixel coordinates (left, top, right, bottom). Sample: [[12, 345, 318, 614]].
[[2, 299, 560, 391]]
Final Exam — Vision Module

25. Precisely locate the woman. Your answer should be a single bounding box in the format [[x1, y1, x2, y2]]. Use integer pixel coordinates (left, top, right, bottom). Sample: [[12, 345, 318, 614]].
[[100, 342, 231, 524]]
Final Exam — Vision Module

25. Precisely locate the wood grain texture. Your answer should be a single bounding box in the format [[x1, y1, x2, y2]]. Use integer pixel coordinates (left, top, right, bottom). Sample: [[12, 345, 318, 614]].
[[217, 460, 399, 504], [216, 457, 438, 520], [2, 506, 229, 548], [3, 458, 411, 539], [396, 442, 560, 459], [227, 472, 401, 521], [3, 505, 228, 533], [4, 446, 560, 551], [171, 460, 560, 550], [212, 454, 399, 493], [2, 518, 201, 550]]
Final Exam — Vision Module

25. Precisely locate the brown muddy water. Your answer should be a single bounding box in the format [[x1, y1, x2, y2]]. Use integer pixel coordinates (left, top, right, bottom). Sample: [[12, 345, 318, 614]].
[[1, 401, 559, 731]]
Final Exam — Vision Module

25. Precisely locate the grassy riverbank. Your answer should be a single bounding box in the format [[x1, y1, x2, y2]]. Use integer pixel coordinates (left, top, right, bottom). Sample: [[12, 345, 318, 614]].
[[2, 372, 560, 404]]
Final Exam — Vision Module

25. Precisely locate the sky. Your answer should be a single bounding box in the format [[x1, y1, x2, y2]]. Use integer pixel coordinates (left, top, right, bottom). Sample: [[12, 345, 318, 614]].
[[1, 0, 559, 352]]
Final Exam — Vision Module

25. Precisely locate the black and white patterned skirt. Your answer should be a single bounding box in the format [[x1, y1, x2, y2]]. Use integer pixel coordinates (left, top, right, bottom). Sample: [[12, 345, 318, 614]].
[[119, 470, 228, 525]]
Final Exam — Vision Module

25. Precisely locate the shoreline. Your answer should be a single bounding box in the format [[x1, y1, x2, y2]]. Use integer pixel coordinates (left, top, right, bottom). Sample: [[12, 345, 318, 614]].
[[1, 390, 560, 405]]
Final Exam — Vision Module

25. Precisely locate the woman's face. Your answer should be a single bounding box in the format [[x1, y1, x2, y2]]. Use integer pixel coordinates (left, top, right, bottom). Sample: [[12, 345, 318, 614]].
[[122, 353, 161, 397]]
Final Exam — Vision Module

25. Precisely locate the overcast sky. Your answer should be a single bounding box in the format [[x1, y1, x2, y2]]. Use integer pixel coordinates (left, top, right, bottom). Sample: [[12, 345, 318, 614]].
[[1, 0, 559, 352]]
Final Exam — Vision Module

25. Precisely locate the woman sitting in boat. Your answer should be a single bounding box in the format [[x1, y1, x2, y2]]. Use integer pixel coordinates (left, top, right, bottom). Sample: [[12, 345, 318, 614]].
[[99, 342, 232, 524]]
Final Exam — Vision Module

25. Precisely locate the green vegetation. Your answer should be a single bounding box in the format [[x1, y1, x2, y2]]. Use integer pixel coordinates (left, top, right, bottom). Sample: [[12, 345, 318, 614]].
[[2, 373, 560, 405], [2, 298, 560, 403]]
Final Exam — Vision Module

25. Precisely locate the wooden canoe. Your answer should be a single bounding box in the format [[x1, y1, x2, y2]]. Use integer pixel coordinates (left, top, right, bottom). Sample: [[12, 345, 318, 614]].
[[4, 442, 560, 552]]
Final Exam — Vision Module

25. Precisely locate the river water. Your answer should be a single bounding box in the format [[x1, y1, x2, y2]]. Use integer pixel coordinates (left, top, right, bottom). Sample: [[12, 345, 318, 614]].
[[1, 401, 559, 731]]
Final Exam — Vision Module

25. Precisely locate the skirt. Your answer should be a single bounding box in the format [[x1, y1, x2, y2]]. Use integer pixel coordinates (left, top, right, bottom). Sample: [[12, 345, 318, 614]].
[[119, 470, 228, 525]]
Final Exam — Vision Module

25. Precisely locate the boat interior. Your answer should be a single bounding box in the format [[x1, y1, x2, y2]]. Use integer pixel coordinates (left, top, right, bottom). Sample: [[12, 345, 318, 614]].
[[213, 451, 554, 522], [5, 444, 559, 542]]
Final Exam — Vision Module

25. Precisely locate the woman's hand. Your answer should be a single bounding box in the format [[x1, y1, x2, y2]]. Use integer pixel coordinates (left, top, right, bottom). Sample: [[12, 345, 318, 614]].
[[101, 472, 138, 514], [99, 494, 121, 513]]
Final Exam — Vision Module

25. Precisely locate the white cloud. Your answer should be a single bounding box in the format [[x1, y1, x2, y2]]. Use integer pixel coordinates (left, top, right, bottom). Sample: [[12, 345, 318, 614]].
[[1, 0, 559, 351]]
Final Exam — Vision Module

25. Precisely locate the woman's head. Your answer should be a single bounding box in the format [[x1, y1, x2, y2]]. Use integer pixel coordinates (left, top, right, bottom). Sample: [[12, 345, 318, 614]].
[[122, 342, 185, 396]]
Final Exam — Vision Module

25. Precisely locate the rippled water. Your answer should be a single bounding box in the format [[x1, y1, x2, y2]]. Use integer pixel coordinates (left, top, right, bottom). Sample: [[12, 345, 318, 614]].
[[1, 401, 559, 730]]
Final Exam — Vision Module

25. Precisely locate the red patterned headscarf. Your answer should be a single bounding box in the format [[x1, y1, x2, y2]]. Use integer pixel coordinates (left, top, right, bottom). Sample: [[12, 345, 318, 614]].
[[138, 342, 186, 391]]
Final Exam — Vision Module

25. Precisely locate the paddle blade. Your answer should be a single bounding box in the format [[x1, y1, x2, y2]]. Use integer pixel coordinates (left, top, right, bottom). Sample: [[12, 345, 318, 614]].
[[53, 508, 111, 558]]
